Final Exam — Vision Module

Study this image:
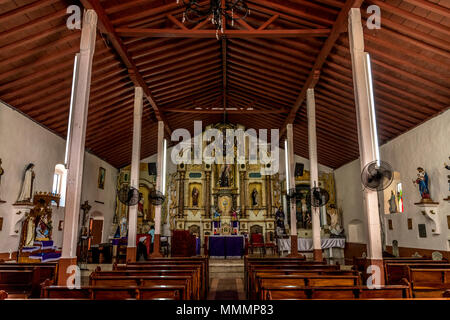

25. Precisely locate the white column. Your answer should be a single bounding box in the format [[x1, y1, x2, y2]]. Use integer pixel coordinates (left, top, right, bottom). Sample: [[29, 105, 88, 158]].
[[61, 10, 97, 260], [127, 87, 143, 253], [307, 88, 322, 261], [349, 8, 383, 263], [154, 121, 164, 235], [287, 124, 296, 237]]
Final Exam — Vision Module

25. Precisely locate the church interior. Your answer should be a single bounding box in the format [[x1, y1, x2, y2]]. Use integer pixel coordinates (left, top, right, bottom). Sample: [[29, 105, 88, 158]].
[[0, 0, 449, 302]]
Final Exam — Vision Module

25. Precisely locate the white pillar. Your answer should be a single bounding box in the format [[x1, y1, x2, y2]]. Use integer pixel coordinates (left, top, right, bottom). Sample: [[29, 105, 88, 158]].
[[286, 124, 299, 256], [59, 10, 97, 284], [349, 9, 383, 270], [151, 121, 164, 257], [307, 88, 322, 261], [126, 87, 143, 261]]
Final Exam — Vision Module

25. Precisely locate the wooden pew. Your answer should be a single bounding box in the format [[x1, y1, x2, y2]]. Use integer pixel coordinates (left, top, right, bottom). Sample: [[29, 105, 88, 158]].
[[261, 284, 411, 300], [0, 290, 8, 300], [247, 263, 340, 297], [409, 268, 450, 298], [385, 263, 450, 285], [41, 285, 184, 300], [256, 274, 360, 299], [117, 264, 204, 299], [122, 257, 209, 297], [0, 263, 58, 298], [90, 275, 193, 300]]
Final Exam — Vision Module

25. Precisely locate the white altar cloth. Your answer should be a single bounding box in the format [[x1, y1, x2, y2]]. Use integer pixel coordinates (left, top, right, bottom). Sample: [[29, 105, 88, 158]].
[[277, 238, 345, 253]]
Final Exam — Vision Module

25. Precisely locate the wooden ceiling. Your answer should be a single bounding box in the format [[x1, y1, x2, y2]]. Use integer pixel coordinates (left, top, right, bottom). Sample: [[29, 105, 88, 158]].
[[0, 0, 449, 169]]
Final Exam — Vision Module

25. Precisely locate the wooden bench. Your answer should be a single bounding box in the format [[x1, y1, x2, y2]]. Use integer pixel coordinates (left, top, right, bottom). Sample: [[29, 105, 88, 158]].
[[0, 263, 57, 298], [90, 275, 193, 300], [117, 263, 205, 299], [256, 274, 360, 299], [261, 284, 411, 300], [409, 268, 450, 298], [41, 284, 184, 300], [385, 263, 450, 285]]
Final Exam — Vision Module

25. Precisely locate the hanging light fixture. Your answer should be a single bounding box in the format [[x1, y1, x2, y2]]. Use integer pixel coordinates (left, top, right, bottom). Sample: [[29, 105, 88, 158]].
[[177, 0, 249, 32]]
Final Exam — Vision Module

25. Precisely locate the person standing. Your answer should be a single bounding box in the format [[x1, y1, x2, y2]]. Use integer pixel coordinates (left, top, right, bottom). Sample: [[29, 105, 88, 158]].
[[148, 225, 155, 253]]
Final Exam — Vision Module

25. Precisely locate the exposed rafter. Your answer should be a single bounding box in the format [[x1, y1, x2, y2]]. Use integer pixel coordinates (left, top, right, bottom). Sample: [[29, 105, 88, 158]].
[[280, 0, 364, 138], [80, 0, 172, 136]]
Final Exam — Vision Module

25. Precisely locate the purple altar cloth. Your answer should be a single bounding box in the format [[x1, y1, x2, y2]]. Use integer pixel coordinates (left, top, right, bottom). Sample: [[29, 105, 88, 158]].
[[196, 238, 201, 255], [208, 236, 244, 258]]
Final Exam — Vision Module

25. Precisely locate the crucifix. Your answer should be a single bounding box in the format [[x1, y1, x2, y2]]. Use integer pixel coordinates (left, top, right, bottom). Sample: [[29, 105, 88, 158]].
[[78, 200, 92, 269]]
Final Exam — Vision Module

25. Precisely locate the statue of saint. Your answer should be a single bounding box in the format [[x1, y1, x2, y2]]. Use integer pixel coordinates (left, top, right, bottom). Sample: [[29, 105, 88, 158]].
[[219, 164, 231, 187], [444, 157, 450, 193], [119, 216, 127, 238], [251, 188, 258, 206], [192, 187, 199, 207], [0, 158, 4, 201], [275, 207, 286, 235], [17, 163, 35, 204], [24, 216, 36, 247], [138, 193, 144, 217], [213, 209, 221, 219], [35, 217, 50, 241], [388, 190, 397, 213], [412, 167, 431, 201]]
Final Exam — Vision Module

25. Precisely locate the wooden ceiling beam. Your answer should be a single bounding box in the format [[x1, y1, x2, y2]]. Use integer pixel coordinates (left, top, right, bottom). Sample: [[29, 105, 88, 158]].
[[160, 108, 289, 114], [280, 0, 364, 137], [115, 27, 331, 38], [81, 0, 172, 136]]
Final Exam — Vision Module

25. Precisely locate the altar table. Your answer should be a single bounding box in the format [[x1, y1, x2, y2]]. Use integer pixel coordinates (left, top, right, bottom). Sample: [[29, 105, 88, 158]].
[[208, 235, 244, 258]]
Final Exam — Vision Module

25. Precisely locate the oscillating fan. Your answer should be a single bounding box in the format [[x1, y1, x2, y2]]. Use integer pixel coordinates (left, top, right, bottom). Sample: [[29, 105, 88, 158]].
[[118, 185, 141, 206], [361, 160, 394, 191], [149, 190, 166, 206], [286, 188, 302, 203], [306, 185, 330, 208]]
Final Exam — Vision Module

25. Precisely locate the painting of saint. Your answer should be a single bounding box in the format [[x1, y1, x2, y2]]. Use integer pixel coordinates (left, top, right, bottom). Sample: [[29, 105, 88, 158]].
[[98, 167, 106, 189], [219, 164, 232, 187]]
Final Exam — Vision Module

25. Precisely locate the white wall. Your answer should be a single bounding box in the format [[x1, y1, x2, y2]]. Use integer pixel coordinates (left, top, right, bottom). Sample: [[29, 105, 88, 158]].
[[335, 109, 450, 251], [0, 101, 118, 253]]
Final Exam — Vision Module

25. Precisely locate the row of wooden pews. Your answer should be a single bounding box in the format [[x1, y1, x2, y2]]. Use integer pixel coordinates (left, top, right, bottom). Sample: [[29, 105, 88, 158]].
[[0, 262, 58, 298], [359, 256, 450, 298], [40, 257, 208, 300], [246, 257, 412, 300]]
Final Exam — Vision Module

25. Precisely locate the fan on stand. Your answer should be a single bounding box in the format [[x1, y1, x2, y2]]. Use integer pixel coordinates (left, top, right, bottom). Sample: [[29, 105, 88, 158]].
[[361, 160, 394, 191], [118, 185, 141, 206], [306, 184, 330, 208], [149, 190, 166, 206]]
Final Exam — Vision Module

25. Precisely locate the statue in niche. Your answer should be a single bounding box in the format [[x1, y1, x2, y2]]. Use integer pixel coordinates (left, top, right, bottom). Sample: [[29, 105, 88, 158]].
[[412, 167, 431, 202], [192, 187, 199, 207], [0, 158, 4, 201], [219, 164, 232, 187], [388, 190, 398, 213], [16, 163, 35, 204], [251, 188, 258, 206], [119, 216, 127, 238], [275, 206, 286, 235], [327, 204, 344, 237]]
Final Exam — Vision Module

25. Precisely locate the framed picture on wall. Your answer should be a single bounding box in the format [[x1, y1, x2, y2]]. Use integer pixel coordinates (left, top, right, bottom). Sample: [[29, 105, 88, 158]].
[[0, 217, 3, 231], [58, 220, 64, 231], [98, 167, 106, 189]]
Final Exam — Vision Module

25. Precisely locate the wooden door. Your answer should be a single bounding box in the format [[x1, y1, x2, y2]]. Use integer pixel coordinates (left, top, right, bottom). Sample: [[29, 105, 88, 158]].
[[91, 219, 103, 245]]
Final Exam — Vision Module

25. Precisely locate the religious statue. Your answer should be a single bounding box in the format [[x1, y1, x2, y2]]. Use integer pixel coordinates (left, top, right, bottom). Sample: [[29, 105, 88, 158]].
[[35, 216, 50, 240], [119, 216, 127, 238], [213, 209, 221, 220], [275, 206, 286, 235], [412, 167, 431, 202], [192, 187, 199, 207], [219, 164, 231, 187], [138, 193, 144, 217], [444, 157, 450, 197], [16, 163, 35, 204], [0, 158, 4, 202], [23, 215, 36, 247], [388, 190, 398, 213], [251, 188, 258, 206], [231, 208, 237, 220]]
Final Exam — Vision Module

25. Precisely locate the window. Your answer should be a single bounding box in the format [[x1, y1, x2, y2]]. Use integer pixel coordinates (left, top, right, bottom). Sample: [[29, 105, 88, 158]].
[[396, 182, 404, 213], [52, 164, 67, 207]]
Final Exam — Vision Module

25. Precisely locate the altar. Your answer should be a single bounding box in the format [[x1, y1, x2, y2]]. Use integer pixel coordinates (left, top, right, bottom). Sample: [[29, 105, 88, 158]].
[[208, 235, 244, 259]]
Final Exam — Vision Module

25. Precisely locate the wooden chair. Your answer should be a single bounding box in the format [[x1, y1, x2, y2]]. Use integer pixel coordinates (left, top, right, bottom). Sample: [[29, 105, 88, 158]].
[[250, 233, 265, 256], [264, 232, 277, 256]]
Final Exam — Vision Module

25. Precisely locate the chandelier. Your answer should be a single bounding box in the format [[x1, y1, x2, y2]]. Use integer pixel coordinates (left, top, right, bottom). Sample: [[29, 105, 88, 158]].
[[177, 0, 250, 32]]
